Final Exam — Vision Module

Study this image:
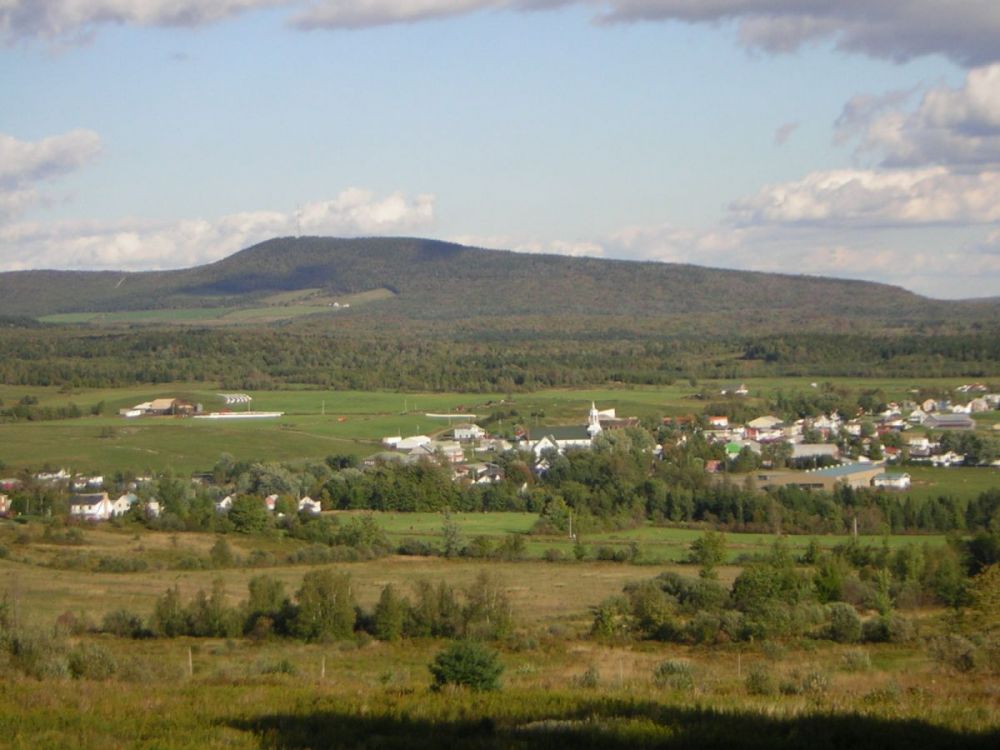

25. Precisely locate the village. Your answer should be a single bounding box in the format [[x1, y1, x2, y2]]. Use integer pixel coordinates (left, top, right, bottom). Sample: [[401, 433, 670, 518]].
[[3, 381, 995, 524]]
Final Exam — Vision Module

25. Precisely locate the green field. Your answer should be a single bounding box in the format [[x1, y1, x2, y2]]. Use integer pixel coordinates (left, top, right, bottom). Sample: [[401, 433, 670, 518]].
[[37, 288, 397, 326], [2, 380, 998, 491]]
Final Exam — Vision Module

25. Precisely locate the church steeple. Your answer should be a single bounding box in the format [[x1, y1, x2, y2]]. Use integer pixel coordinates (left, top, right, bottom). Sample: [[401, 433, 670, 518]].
[[587, 402, 602, 436]]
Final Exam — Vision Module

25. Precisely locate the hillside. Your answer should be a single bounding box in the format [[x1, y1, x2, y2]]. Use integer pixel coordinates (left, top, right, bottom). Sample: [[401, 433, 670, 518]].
[[0, 237, 996, 331]]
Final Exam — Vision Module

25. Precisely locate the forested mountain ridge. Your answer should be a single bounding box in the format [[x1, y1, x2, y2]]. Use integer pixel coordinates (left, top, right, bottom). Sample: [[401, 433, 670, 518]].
[[0, 237, 997, 329]]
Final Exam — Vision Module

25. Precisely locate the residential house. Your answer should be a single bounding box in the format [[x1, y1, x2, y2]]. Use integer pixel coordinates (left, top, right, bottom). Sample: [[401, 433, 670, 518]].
[[264, 494, 279, 513], [69, 492, 113, 521], [0, 494, 10, 516], [931, 451, 966, 467], [36, 469, 70, 483], [453, 423, 487, 441], [111, 493, 137, 517], [873, 473, 911, 490], [298, 496, 322, 515]]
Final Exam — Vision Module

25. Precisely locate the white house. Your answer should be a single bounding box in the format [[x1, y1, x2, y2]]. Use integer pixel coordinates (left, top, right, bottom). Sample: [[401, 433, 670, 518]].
[[0, 494, 10, 516], [873, 473, 911, 490], [453, 423, 486, 441], [264, 494, 279, 512], [298, 496, 322, 515], [70, 492, 113, 521], [36, 469, 70, 483], [111, 493, 137, 517]]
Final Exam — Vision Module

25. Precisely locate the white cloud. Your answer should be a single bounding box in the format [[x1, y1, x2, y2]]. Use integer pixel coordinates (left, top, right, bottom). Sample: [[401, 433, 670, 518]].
[[600, 222, 1000, 299], [5, 1, 998, 68], [0, 188, 435, 271], [0, 0, 286, 41], [0, 129, 101, 220], [448, 233, 604, 258], [837, 64, 1000, 169], [292, 0, 507, 30], [729, 167, 1000, 227]]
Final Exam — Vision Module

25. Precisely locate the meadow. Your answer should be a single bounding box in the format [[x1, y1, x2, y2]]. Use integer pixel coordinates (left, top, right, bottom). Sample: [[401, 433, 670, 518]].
[[0, 519, 997, 749]]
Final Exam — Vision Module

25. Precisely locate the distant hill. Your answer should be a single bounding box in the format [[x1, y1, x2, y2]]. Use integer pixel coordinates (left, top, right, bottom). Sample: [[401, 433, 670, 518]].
[[0, 237, 996, 332]]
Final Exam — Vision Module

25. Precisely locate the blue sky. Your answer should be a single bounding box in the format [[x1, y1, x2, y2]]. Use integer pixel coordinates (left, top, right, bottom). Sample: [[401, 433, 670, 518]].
[[2, 1, 999, 298]]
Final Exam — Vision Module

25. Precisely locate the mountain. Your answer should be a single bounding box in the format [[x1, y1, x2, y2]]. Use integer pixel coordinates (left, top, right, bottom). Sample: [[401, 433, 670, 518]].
[[0, 237, 996, 332]]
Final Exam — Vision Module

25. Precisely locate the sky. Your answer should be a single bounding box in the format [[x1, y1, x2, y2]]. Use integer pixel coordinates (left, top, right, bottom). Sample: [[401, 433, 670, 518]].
[[2, 1, 1000, 299]]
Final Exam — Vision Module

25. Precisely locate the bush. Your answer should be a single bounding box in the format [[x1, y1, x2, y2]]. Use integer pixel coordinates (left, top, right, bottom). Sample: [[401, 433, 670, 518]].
[[840, 649, 871, 672], [827, 603, 862, 643], [68, 643, 117, 680], [8, 632, 68, 679], [102, 609, 147, 638], [745, 664, 776, 696], [652, 659, 694, 691], [930, 634, 980, 673], [429, 640, 503, 691], [575, 665, 600, 688]]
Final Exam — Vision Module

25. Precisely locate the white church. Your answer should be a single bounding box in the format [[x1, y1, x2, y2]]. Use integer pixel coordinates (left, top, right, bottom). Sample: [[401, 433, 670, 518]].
[[527, 403, 614, 457]]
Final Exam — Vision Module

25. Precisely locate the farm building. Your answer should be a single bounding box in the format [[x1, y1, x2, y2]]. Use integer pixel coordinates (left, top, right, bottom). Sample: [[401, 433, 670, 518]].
[[755, 463, 885, 492]]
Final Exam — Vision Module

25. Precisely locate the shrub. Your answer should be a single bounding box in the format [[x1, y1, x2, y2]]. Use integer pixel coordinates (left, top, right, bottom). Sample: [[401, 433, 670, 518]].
[[827, 603, 862, 643], [429, 640, 503, 691], [102, 609, 146, 638], [67, 643, 117, 680], [543, 548, 565, 562], [840, 649, 871, 672], [253, 658, 297, 676], [8, 632, 68, 679], [745, 664, 776, 696], [575, 664, 600, 689], [930, 634, 980, 673], [652, 659, 694, 691]]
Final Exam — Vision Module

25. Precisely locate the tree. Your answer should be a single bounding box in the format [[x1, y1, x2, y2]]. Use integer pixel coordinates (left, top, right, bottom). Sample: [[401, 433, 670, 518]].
[[209, 536, 234, 567], [228, 496, 270, 534], [442, 511, 462, 558], [151, 585, 187, 637], [373, 584, 407, 641], [689, 531, 726, 580], [429, 640, 503, 691], [291, 569, 355, 641]]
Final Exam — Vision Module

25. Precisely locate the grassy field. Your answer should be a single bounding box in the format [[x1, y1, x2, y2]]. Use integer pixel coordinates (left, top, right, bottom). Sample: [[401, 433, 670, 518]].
[[37, 288, 397, 326], [0, 520, 997, 748]]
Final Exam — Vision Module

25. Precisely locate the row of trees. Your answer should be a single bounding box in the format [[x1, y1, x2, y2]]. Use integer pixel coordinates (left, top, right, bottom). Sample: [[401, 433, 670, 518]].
[[119, 569, 514, 643]]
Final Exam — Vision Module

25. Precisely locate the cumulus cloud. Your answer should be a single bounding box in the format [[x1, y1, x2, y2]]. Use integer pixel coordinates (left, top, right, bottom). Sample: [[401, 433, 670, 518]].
[[599, 222, 1000, 299], [0, 129, 101, 220], [0, 0, 286, 41], [292, 0, 508, 30], [593, 1, 1000, 67], [5, 1, 998, 68], [837, 64, 1000, 169], [729, 167, 1000, 227], [0, 188, 435, 271], [448, 233, 604, 258]]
